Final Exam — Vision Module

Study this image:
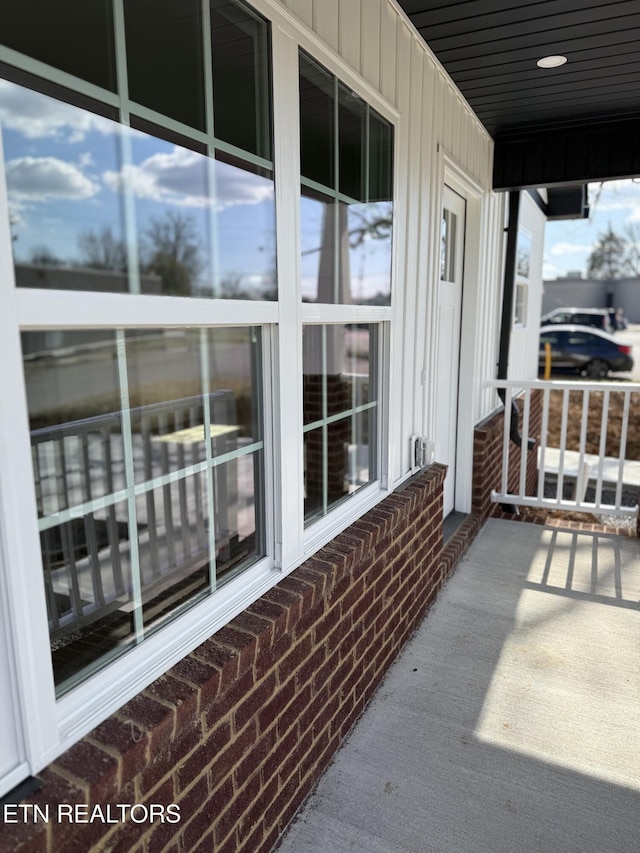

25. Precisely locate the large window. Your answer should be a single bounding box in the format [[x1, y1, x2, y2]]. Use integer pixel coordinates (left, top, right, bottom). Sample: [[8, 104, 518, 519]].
[[0, 0, 395, 795], [1, 0, 275, 301], [24, 326, 264, 695], [299, 54, 393, 306]]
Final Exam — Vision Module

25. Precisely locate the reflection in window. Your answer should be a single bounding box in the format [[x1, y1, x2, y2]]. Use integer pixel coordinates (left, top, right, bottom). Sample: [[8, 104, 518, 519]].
[[302, 324, 378, 525], [1, 80, 277, 300], [124, 0, 206, 131], [210, 0, 272, 160], [0, 0, 117, 92], [514, 229, 531, 327], [22, 327, 265, 694], [440, 209, 457, 282], [299, 54, 393, 306]]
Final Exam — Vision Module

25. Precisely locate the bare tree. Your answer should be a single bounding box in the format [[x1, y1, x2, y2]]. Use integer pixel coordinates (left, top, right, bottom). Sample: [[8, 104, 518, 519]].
[[586, 223, 640, 279], [78, 225, 127, 272], [142, 211, 202, 296]]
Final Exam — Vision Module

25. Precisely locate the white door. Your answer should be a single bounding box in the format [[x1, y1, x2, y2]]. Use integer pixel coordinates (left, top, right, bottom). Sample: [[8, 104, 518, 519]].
[[436, 185, 466, 517]]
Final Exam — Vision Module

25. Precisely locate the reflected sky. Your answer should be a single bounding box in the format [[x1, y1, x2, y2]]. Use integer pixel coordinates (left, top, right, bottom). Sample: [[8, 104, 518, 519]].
[[1, 79, 276, 299], [300, 190, 392, 304]]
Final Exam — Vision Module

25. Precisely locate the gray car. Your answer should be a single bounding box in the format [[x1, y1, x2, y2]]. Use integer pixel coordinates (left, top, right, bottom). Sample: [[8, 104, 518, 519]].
[[539, 325, 634, 377]]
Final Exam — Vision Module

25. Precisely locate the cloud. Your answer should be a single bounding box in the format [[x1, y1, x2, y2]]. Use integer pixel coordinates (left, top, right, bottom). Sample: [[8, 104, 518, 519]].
[[548, 241, 592, 257], [5, 156, 100, 203], [0, 79, 113, 141], [103, 146, 273, 210]]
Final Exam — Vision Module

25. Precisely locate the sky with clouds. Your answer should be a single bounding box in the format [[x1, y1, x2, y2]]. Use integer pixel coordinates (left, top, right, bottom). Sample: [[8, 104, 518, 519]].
[[544, 180, 640, 280]]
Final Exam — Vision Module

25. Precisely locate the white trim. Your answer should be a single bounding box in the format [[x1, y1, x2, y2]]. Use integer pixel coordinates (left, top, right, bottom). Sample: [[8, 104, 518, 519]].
[[271, 23, 304, 571], [0, 133, 60, 776], [301, 303, 391, 324], [439, 148, 486, 515], [249, 0, 399, 126], [16, 288, 279, 329]]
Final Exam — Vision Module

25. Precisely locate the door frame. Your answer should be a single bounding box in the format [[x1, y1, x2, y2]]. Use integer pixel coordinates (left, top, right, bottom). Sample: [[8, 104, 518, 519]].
[[434, 148, 484, 514]]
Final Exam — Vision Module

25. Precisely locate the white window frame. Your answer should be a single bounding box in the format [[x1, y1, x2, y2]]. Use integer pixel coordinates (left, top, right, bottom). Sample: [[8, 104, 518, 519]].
[[0, 0, 399, 792]]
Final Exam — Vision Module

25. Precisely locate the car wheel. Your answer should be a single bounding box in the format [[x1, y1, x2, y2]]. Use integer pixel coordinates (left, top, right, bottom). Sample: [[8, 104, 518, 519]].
[[581, 359, 609, 378]]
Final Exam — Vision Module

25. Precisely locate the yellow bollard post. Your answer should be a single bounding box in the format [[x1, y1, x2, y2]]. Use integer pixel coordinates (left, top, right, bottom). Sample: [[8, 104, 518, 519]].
[[544, 341, 551, 380]]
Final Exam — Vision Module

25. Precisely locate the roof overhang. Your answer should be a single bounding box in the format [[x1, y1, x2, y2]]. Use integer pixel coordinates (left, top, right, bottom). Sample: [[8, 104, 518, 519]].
[[395, 1, 640, 193]]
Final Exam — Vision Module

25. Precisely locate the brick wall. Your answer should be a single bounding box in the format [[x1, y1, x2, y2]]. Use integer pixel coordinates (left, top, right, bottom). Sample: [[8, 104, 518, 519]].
[[4, 465, 448, 853], [472, 392, 542, 520]]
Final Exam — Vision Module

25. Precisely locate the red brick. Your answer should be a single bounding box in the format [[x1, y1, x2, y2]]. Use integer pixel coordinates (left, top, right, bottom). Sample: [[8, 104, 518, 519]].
[[214, 625, 257, 676], [51, 740, 119, 804], [169, 655, 221, 710], [234, 673, 277, 732], [86, 716, 148, 786], [115, 694, 174, 756], [143, 672, 200, 737], [257, 676, 296, 735], [209, 720, 257, 791], [181, 777, 232, 851]]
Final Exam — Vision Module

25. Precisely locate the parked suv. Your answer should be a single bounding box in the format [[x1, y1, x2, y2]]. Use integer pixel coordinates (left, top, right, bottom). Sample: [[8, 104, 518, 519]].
[[540, 307, 614, 334]]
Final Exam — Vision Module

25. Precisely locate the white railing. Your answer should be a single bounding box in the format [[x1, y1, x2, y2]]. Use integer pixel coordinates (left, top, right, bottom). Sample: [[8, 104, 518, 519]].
[[486, 379, 640, 520]]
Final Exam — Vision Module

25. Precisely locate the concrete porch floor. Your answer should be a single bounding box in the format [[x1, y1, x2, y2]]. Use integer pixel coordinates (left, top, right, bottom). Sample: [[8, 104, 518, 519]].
[[278, 518, 640, 853]]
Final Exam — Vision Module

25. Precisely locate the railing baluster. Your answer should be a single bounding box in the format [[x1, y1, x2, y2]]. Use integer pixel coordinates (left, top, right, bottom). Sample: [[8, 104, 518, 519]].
[[616, 390, 631, 510], [557, 389, 570, 504], [519, 388, 531, 497], [104, 426, 125, 597], [501, 393, 512, 496], [537, 386, 550, 500], [142, 413, 160, 578], [595, 389, 610, 506]]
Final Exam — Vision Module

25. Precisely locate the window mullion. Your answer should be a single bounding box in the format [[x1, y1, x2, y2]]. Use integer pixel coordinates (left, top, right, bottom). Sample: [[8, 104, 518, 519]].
[[271, 23, 303, 571]]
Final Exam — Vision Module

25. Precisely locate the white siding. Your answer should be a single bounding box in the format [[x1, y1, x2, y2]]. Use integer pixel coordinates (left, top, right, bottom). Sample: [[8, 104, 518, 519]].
[[276, 0, 511, 484], [509, 192, 546, 382]]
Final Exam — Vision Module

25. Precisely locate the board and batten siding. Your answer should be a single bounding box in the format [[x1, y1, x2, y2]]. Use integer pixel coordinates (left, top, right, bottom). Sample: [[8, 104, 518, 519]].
[[509, 192, 546, 382], [278, 0, 513, 482]]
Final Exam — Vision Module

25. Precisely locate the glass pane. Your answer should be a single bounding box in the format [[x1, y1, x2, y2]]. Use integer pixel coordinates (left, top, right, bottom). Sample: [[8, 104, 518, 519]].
[[213, 153, 277, 300], [338, 85, 367, 201], [344, 325, 377, 408], [3, 98, 278, 301], [210, 0, 272, 160], [346, 201, 392, 305], [299, 55, 334, 189], [1, 80, 129, 292], [137, 482, 210, 630], [326, 417, 351, 508], [338, 84, 366, 201], [125, 0, 206, 132], [303, 324, 379, 528], [46, 502, 136, 692], [441, 208, 457, 282], [127, 330, 205, 481], [213, 454, 263, 582], [25, 330, 121, 514], [347, 410, 376, 492], [369, 112, 393, 202], [23, 325, 265, 693], [128, 130, 212, 296], [0, 1, 117, 92], [300, 187, 337, 304], [303, 426, 324, 525]]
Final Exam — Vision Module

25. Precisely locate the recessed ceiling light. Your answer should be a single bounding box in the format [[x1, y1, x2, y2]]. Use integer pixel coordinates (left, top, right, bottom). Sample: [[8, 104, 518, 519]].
[[537, 55, 567, 68]]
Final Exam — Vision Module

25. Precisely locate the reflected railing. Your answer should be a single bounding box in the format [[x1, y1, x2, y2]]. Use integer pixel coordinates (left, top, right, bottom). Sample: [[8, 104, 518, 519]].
[[32, 391, 244, 638]]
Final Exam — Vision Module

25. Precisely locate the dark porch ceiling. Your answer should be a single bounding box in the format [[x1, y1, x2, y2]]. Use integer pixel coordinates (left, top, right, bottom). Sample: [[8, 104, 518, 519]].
[[396, 0, 640, 190]]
